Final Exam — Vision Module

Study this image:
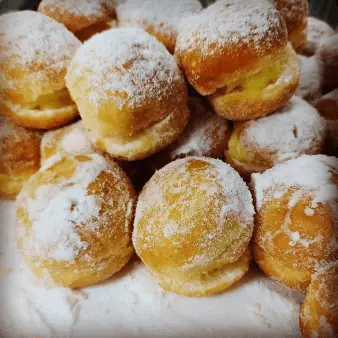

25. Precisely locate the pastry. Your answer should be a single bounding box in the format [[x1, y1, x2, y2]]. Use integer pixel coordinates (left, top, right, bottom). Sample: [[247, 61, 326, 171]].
[[0, 11, 81, 129], [271, 0, 308, 52], [296, 55, 323, 103], [300, 261, 338, 338], [66, 28, 190, 161], [38, 0, 116, 42], [133, 157, 255, 297], [175, 0, 299, 121], [116, 0, 202, 53], [144, 97, 231, 178], [302, 17, 335, 56], [226, 97, 326, 180], [15, 153, 136, 288], [317, 34, 338, 89], [251, 155, 338, 291], [0, 115, 41, 199]]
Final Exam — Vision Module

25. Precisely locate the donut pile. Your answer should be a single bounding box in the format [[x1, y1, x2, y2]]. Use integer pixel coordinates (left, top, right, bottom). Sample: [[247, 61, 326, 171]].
[[0, 1, 337, 337]]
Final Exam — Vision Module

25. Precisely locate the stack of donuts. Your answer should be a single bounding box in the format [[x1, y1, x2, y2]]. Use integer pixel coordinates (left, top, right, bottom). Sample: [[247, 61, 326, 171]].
[[0, 0, 337, 337]]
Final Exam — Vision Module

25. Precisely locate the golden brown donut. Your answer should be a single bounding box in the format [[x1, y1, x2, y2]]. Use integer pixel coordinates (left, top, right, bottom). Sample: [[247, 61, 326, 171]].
[[271, 0, 308, 52], [15, 153, 136, 288], [296, 55, 323, 103], [143, 97, 231, 179], [38, 0, 117, 42], [316, 34, 338, 89], [175, 0, 299, 121], [116, 0, 202, 53], [300, 261, 338, 338], [302, 17, 335, 57], [226, 96, 326, 180], [0, 11, 81, 130], [251, 155, 338, 291], [0, 115, 41, 200], [66, 28, 190, 161], [133, 157, 255, 297]]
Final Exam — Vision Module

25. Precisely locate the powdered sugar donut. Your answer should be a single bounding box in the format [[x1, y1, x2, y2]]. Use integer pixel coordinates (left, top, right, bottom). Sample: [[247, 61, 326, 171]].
[[116, 0, 202, 53], [300, 261, 338, 338], [0, 115, 41, 199], [302, 17, 335, 56], [0, 11, 81, 129], [133, 157, 255, 297], [175, 0, 299, 121], [66, 28, 189, 161], [226, 97, 326, 180], [251, 155, 338, 291], [296, 55, 323, 103], [317, 34, 338, 89], [15, 153, 136, 288], [38, 0, 117, 41]]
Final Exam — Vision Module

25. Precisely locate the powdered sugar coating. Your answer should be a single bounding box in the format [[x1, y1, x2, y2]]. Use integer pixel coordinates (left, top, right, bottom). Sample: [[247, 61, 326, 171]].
[[252, 155, 338, 213], [67, 28, 182, 110], [134, 157, 255, 270], [296, 55, 323, 101], [16, 154, 135, 263], [117, 0, 202, 39], [0, 11, 81, 86], [242, 96, 326, 164], [176, 0, 284, 57]]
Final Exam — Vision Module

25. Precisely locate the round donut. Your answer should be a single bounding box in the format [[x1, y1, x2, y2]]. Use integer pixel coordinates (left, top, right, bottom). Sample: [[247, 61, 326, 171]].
[[251, 155, 338, 291], [144, 97, 231, 178], [302, 17, 335, 56], [38, 0, 116, 42], [271, 0, 308, 52], [116, 0, 202, 53], [296, 55, 323, 103], [66, 28, 190, 161], [226, 97, 326, 181], [0, 11, 81, 130], [15, 153, 136, 288], [0, 115, 41, 200], [175, 0, 299, 121], [300, 261, 338, 338], [317, 34, 338, 89], [133, 157, 255, 297]]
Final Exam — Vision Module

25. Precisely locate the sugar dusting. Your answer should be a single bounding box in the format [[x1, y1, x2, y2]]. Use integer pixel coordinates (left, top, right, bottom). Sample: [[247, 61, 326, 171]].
[[176, 0, 284, 57], [67, 27, 182, 110], [243, 96, 326, 164]]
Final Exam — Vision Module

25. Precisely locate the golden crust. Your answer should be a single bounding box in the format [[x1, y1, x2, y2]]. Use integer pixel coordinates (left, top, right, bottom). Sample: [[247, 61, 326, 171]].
[[175, 0, 288, 95], [0, 115, 41, 199], [15, 154, 136, 288], [133, 157, 255, 296], [208, 44, 299, 121], [300, 262, 338, 338]]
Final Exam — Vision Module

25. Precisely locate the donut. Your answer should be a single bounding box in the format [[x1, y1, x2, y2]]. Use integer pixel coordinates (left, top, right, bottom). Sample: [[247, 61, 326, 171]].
[[116, 0, 202, 53], [41, 120, 96, 164], [175, 0, 299, 121], [15, 153, 136, 288], [302, 17, 335, 56], [144, 97, 231, 178], [38, 0, 117, 42], [251, 155, 338, 291], [0, 11, 80, 130], [317, 34, 338, 89], [296, 55, 323, 103], [0, 115, 41, 200], [66, 28, 190, 161], [133, 157, 255, 297], [271, 0, 308, 52], [300, 261, 338, 338], [226, 97, 326, 181]]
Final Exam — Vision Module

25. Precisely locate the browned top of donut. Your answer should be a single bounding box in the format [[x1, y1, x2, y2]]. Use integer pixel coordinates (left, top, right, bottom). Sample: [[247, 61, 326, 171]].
[[175, 0, 287, 95]]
